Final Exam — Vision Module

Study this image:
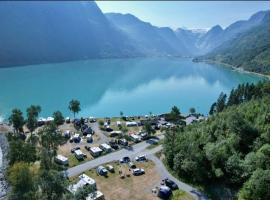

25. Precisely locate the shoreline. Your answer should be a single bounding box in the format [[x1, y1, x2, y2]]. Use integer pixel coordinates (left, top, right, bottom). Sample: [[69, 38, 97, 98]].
[[0, 134, 9, 200], [196, 59, 270, 80]]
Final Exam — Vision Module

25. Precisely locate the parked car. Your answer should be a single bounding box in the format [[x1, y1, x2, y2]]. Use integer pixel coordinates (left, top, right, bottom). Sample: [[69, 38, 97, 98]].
[[135, 155, 147, 162], [84, 145, 91, 151], [97, 166, 108, 176], [119, 156, 130, 163], [106, 165, 115, 173], [128, 162, 136, 169], [132, 168, 145, 176], [158, 186, 172, 199], [105, 127, 113, 132], [162, 178, 179, 190], [71, 147, 80, 153], [118, 138, 128, 146]]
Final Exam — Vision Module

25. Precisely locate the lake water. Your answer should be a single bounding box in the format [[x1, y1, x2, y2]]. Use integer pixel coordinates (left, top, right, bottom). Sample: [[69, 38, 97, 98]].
[[0, 58, 263, 120]]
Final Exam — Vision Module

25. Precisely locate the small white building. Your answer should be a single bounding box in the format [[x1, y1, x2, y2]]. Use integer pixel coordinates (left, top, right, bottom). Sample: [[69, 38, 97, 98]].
[[68, 174, 96, 194], [64, 130, 71, 138], [55, 155, 69, 165], [99, 143, 112, 153], [74, 149, 84, 160], [130, 134, 141, 143], [126, 121, 138, 127], [86, 191, 104, 200], [89, 147, 103, 157], [116, 121, 121, 126]]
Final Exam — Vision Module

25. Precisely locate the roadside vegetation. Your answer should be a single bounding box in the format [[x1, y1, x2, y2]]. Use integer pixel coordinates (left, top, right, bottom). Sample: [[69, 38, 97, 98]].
[[163, 81, 270, 199]]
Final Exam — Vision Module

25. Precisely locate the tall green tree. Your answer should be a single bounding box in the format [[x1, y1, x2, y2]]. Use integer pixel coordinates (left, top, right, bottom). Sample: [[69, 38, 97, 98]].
[[239, 169, 270, 200], [39, 170, 68, 200], [9, 108, 24, 134], [216, 92, 227, 113], [68, 99, 81, 118], [38, 123, 63, 170], [143, 122, 155, 136], [169, 106, 181, 123], [53, 111, 64, 126], [7, 162, 37, 200], [8, 139, 37, 165], [26, 105, 41, 139], [189, 107, 196, 114]]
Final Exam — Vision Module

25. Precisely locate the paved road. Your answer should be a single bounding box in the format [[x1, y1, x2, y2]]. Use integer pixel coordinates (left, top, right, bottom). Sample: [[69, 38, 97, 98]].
[[90, 122, 109, 144], [67, 139, 208, 200], [149, 155, 208, 200], [67, 139, 156, 177]]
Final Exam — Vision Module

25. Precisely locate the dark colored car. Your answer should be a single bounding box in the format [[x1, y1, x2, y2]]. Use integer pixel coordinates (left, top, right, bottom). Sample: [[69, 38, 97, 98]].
[[71, 146, 80, 153], [84, 145, 91, 151], [163, 178, 178, 190], [81, 124, 88, 132], [119, 156, 130, 163], [158, 186, 172, 199]]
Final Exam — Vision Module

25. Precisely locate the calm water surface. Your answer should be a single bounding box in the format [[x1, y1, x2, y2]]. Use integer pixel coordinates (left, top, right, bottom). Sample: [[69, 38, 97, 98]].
[[0, 58, 263, 120]]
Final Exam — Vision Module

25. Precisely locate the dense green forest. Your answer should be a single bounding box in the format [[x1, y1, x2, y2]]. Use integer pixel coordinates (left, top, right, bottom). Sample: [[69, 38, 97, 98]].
[[163, 81, 270, 199], [195, 13, 270, 75]]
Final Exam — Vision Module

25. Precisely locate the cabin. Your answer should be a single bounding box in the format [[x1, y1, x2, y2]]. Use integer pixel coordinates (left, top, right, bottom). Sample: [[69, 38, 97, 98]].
[[68, 174, 96, 194], [126, 121, 138, 127], [55, 154, 69, 165], [99, 143, 112, 153], [130, 134, 141, 143], [89, 117, 96, 123], [89, 147, 103, 157], [74, 149, 84, 160]]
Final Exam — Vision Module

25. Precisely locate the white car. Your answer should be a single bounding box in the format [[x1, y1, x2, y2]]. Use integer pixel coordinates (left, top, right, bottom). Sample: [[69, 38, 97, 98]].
[[135, 155, 147, 162], [132, 168, 145, 176]]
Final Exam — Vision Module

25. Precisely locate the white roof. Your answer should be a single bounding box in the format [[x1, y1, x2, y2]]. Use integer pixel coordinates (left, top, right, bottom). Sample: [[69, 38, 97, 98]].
[[56, 154, 68, 162], [126, 121, 137, 125], [130, 134, 141, 139], [116, 121, 121, 124], [90, 147, 102, 153], [100, 143, 111, 149], [47, 117, 54, 121], [74, 133, 80, 138], [86, 134, 92, 138], [110, 130, 122, 134], [68, 174, 96, 194], [74, 149, 83, 155], [86, 191, 104, 200]]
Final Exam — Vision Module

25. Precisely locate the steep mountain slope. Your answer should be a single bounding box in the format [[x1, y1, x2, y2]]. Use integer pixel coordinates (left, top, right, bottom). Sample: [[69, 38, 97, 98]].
[[174, 28, 206, 55], [192, 10, 268, 55], [105, 13, 190, 56], [0, 1, 141, 67], [196, 12, 270, 75]]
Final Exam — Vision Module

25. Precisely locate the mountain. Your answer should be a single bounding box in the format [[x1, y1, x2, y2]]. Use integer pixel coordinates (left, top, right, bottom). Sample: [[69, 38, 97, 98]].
[[174, 28, 206, 55], [105, 13, 190, 56], [196, 11, 270, 75], [187, 10, 268, 55], [0, 1, 141, 67]]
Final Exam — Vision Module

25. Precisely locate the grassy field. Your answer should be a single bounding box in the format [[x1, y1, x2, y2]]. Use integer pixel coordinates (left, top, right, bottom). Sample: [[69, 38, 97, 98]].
[[70, 161, 194, 200]]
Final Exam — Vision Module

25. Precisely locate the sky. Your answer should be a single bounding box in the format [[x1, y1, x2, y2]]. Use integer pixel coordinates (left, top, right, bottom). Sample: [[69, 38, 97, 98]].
[[96, 1, 270, 30]]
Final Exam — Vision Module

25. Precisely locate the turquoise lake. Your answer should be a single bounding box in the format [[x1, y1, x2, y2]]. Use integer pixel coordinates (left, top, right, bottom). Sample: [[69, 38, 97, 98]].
[[0, 58, 263, 121]]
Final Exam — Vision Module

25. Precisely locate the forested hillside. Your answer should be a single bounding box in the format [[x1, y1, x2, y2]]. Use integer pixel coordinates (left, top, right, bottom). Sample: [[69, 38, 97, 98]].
[[163, 81, 270, 199], [196, 12, 270, 75]]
